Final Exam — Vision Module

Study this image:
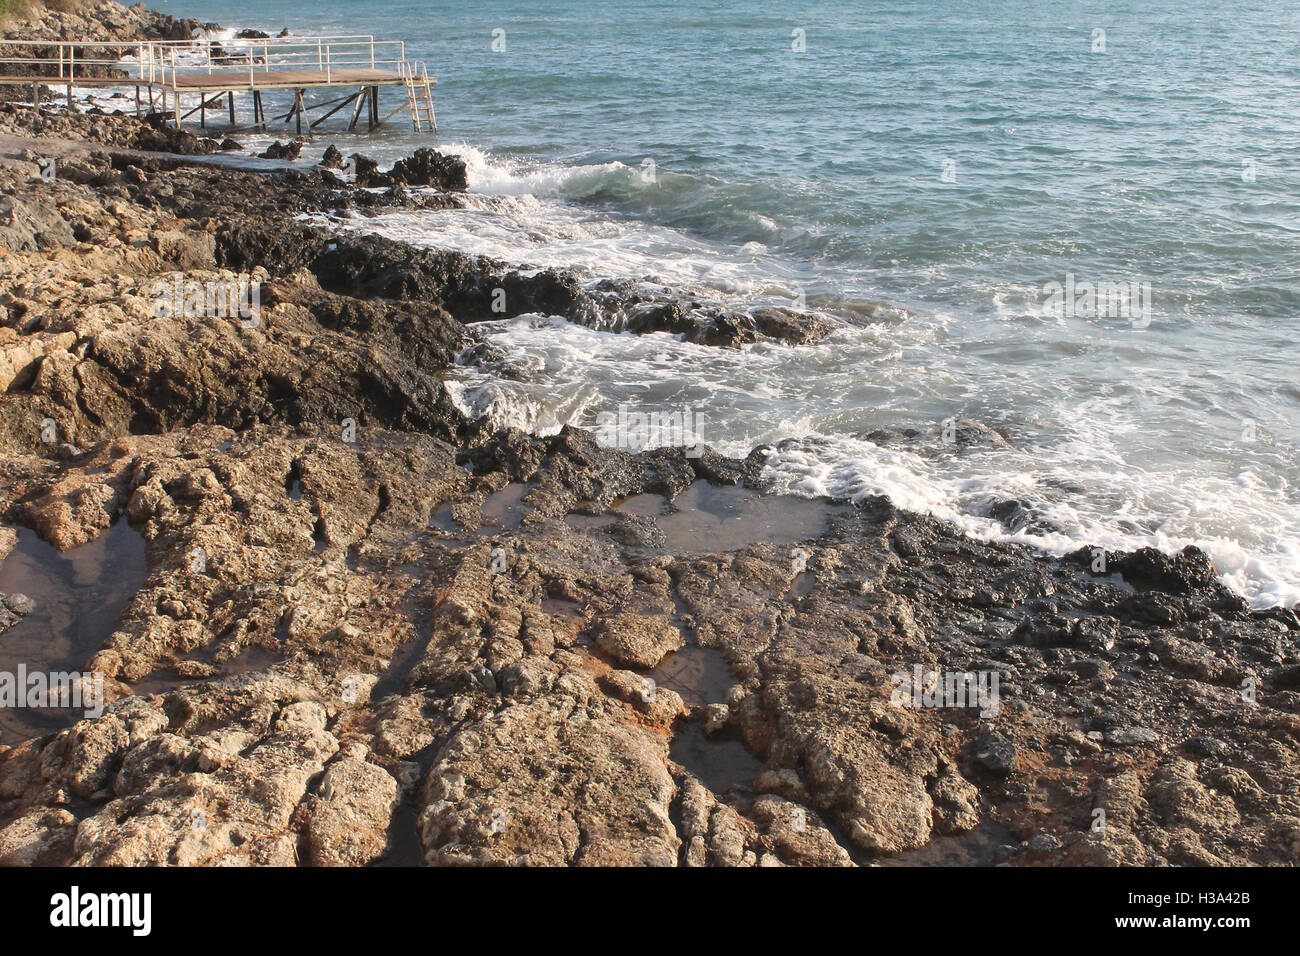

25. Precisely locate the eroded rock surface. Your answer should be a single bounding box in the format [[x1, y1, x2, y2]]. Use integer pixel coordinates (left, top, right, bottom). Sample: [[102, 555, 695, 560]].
[[1, 94, 1298, 869]]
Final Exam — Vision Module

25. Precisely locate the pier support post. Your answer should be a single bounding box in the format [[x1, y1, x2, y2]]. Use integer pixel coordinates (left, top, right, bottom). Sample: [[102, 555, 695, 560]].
[[228, 91, 236, 126], [347, 86, 368, 131]]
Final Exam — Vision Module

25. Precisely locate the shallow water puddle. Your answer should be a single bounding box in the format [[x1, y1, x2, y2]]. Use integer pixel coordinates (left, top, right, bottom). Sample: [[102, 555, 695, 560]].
[[480, 483, 530, 531], [564, 483, 850, 556], [670, 722, 762, 797], [131, 645, 286, 699], [650, 644, 733, 710], [0, 520, 148, 743], [875, 821, 1017, 867], [428, 502, 458, 533], [613, 493, 669, 518], [376, 738, 441, 868], [640, 482, 848, 554], [786, 570, 817, 600], [541, 597, 586, 619]]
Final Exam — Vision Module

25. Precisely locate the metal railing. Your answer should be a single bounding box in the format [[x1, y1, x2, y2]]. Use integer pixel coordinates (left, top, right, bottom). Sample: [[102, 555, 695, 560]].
[[0, 38, 147, 83], [153, 36, 408, 89], [0, 35, 412, 89]]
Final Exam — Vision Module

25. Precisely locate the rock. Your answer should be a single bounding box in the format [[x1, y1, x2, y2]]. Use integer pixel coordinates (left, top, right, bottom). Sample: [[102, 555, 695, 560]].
[[135, 112, 219, 154], [0, 809, 77, 865], [0, 74, 1294, 870], [2, 589, 35, 615], [1028, 833, 1061, 854], [596, 669, 686, 725], [350, 153, 388, 187], [593, 617, 684, 669], [749, 794, 853, 866], [259, 140, 303, 161], [1096, 770, 1147, 828], [305, 755, 399, 866], [418, 699, 679, 866], [1105, 726, 1162, 748], [973, 733, 1018, 776], [1116, 545, 1221, 595], [319, 144, 344, 169], [702, 703, 729, 735], [387, 148, 469, 192]]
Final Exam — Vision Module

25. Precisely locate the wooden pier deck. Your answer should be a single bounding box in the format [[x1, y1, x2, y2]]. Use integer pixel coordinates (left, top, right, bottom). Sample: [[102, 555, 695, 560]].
[[0, 36, 436, 133], [168, 68, 405, 91]]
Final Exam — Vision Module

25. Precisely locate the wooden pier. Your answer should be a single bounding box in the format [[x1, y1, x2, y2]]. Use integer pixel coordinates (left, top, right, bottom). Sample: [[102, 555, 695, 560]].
[[0, 35, 436, 134]]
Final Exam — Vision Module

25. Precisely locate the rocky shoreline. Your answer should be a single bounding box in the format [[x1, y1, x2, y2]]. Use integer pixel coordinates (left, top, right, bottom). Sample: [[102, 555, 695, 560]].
[[1, 5, 1299, 867]]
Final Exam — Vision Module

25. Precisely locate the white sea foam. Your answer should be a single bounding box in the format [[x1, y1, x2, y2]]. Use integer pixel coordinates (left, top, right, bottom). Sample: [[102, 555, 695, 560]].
[[438, 308, 1300, 610], [758, 434, 1300, 611]]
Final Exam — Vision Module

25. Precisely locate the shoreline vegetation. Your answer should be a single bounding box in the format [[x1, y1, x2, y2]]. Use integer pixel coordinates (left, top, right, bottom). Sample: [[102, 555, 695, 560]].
[[1, 0, 144, 30], [0, 1, 1298, 867]]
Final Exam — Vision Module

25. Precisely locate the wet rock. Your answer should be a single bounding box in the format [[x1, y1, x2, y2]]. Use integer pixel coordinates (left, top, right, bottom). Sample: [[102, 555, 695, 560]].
[[259, 140, 304, 161], [388, 148, 469, 192], [1116, 545, 1221, 595], [984, 498, 1055, 534], [749, 307, 833, 346], [0, 590, 33, 633], [319, 145, 344, 170], [350, 154, 388, 188], [136, 112, 219, 155]]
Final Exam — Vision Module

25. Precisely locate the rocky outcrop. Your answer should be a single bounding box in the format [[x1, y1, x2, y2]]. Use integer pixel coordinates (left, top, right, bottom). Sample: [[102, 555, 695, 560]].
[[0, 102, 1298, 870], [2, 1, 209, 45], [349, 148, 470, 192], [259, 140, 303, 162]]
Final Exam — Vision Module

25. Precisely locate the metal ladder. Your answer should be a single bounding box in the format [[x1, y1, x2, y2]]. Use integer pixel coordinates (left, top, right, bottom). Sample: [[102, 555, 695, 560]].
[[403, 61, 436, 132]]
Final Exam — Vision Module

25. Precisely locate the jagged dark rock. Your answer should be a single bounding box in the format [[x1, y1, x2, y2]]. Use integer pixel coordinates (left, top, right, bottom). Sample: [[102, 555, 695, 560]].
[[318, 144, 344, 169], [259, 140, 304, 161]]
